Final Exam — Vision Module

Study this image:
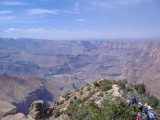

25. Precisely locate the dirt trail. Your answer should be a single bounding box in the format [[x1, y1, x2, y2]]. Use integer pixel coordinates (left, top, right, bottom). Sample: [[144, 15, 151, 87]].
[[108, 84, 121, 97]]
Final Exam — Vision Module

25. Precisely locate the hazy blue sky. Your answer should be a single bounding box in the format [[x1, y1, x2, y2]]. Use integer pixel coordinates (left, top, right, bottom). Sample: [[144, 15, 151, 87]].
[[0, 0, 160, 40]]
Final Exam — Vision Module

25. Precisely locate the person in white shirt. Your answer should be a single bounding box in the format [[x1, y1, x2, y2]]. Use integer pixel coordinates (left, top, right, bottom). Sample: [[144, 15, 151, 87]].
[[138, 101, 143, 112], [126, 99, 131, 106]]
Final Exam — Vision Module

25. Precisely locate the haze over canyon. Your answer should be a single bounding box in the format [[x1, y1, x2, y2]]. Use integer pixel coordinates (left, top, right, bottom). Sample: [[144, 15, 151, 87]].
[[0, 38, 160, 114]]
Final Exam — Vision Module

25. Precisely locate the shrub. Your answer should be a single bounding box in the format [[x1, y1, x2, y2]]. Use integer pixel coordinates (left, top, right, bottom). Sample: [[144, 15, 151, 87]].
[[98, 92, 104, 97], [73, 96, 77, 100], [82, 96, 90, 102], [93, 81, 100, 87], [76, 99, 82, 104], [81, 87, 84, 90], [134, 84, 146, 94], [118, 81, 126, 90], [70, 99, 74, 104], [88, 91, 96, 97], [63, 94, 70, 100], [126, 87, 133, 92], [54, 110, 63, 118], [101, 83, 112, 91], [80, 91, 83, 95], [147, 96, 159, 109], [104, 100, 139, 120], [65, 100, 139, 120], [87, 87, 91, 91]]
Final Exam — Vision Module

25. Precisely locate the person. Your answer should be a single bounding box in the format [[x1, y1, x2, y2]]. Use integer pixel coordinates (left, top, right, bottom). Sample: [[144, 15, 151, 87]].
[[147, 104, 153, 112], [126, 98, 131, 106], [144, 103, 148, 115], [131, 96, 137, 104], [147, 104, 153, 120], [149, 110, 154, 120], [136, 112, 142, 120], [138, 101, 143, 112]]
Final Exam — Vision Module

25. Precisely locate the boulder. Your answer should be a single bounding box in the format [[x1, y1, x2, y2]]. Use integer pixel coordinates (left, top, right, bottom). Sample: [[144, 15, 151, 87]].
[[1, 113, 26, 120], [0, 100, 17, 117]]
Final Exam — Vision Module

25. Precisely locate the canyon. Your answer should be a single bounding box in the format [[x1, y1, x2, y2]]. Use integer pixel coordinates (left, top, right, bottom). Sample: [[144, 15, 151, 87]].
[[0, 38, 160, 114]]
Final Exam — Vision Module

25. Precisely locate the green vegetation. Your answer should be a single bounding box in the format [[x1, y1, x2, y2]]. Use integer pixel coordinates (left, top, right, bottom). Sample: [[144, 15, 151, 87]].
[[93, 81, 100, 87], [134, 84, 146, 94], [79, 91, 83, 95], [63, 93, 70, 100], [82, 91, 96, 102], [76, 99, 82, 104], [73, 96, 77, 100], [87, 87, 91, 91], [65, 100, 139, 120], [118, 82, 126, 90], [54, 110, 63, 118], [101, 83, 112, 91], [58, 79, 160, 120], [146, 96, 159, 109], [105, 101, 139, 120]]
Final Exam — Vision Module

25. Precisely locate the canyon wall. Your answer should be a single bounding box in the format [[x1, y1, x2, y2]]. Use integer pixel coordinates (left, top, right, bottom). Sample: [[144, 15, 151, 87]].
[[0, 38, 160, 115]]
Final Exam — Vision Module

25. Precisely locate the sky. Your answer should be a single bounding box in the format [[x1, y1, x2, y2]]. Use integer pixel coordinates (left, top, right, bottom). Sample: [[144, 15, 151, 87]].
[[0, 0, 160, 40]]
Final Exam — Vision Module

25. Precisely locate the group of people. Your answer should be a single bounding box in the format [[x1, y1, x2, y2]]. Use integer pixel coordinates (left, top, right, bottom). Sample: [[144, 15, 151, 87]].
[[126, 96, 155, 120]]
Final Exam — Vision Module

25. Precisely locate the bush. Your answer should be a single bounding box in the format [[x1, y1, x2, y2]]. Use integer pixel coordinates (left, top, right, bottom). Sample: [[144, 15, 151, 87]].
[[73, 96, 77, 100], [118, 81, 126, 90], [76, 99, 82, 104], [88, 91, 96, 97], [80, 91, 83, 95], [147, 96, 159, 109], [93, 81, 100, 87], [87, 87, 91, 91], [126, 87, 133, 92], [65, 100, 139, 120], [101, 83, 112, 91], [81, 87, 84, 90], [104, 100, 139, 120], [65, 102, 106, 120], [82, 96, 90, 102], [134, 84, 146, 94], [70, 99, 74, 104], [54, 110, 63, 118], [63, 94, 70, 100], [98, 92, 104, 97]]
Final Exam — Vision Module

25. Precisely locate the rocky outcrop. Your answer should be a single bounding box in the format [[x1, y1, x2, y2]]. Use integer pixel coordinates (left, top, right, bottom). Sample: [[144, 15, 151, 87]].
[[29, 100, 53, 119], [0, 101, 17, 117]]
